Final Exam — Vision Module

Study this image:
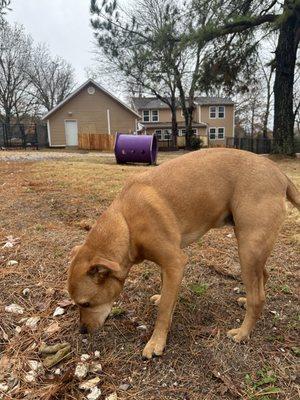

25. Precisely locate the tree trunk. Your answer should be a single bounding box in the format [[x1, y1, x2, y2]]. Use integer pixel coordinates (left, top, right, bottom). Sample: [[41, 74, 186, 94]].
[[4, 112, 11, 125], [185, 107, 194, 149], [174, 67, 195, 149], [262, 98, 270, 139], [263, 72, 272, 139], [171, 105, 178, 147], [250, 103, 255, 137], [273, 1, 299, 154]]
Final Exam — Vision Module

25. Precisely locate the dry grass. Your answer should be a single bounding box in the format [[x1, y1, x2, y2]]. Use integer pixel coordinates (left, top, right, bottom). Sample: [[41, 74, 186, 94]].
[[0, 150, 299, 400]]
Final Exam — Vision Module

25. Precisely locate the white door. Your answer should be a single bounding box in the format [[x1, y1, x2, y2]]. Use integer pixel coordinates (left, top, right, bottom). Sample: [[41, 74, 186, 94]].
[[65, 120, 78, 146]]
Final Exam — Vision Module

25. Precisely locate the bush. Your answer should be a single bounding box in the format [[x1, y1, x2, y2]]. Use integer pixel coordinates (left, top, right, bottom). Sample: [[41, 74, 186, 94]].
[[189, 135, 202, 150]]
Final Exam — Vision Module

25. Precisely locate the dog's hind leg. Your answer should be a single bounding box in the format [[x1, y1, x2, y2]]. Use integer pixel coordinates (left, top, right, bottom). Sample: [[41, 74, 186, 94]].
[[150, 294, 161, 306], [142, 250, 187, 359], [150, 272, 163, 306], [237, 267, 269, 308], [227, 200, 285, 343]]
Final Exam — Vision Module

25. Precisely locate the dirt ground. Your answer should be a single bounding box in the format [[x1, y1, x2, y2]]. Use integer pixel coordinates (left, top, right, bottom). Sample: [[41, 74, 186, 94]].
[[0, 150, 299, 400]]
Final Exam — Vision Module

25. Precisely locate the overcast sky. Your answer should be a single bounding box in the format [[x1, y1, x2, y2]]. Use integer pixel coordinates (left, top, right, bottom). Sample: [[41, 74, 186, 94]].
[[7, 0, 97, 84]]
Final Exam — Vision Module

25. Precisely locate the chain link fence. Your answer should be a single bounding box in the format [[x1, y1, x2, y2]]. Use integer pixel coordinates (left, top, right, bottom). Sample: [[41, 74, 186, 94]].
[[0, 123, 48, 149], [226, 137, 300, 154]]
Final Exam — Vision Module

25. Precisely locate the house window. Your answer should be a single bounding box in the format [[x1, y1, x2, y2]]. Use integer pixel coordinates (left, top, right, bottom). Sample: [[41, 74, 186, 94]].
[[179, 129, 198, 136], [142, 110, 150, 122], [209, 106, 216, 118], [217, 127, 225, 139], [209, 127, 225, 140], [151, 110, 159, 122], [155, 129, 162, 140], [142, 110, 159, 122], [164, 130, 171, 140], [209, 128, 216, 140], [155, 129, 171, 140], [218, 106, 225, 118], [209, 106, 225, 119]]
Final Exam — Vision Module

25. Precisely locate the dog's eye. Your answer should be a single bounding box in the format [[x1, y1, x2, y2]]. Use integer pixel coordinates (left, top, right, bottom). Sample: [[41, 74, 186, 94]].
[[80, 302, 90, 308]]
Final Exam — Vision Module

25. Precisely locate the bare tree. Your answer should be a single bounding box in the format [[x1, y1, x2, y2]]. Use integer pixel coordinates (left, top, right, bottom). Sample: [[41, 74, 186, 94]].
[[257, 56, 274, 138], [0, 0, 10, 25], [85, 58, 130, 99], [0, 23, 34, 124], [294, 62, 300, 134], [91, 0, 182, 141], [235, 81, 266, 137], [90, 0, 261, 148], [28, 44, 76, 112]]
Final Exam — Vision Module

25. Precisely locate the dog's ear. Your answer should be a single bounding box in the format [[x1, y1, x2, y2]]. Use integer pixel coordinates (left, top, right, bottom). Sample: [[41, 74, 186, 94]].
[[70, 245, 81, 259], [88, 257, 121, 277]]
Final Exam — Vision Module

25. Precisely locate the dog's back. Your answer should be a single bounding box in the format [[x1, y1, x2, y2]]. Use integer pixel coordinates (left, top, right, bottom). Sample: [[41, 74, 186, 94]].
[[119, 149, 296, 243]]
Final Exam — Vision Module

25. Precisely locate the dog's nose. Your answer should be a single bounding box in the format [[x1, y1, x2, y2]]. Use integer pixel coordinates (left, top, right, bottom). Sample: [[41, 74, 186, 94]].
[[79, 324, 88, 334]]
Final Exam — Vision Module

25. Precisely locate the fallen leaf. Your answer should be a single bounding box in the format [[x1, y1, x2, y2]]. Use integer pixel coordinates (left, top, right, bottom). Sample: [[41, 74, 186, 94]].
[[42, 345, 71, 368], [57, 299, 74, 308], [105, 393, 118, 400], [87, 387, 102, 400], [53, 307, 65, 317], [40, 342, 70, 354], [6, 260, 18, 267], [26, 316, 40, 329], [5, 303, 24, 314], [1, 236, 20, 249], [75, 363, 89, 379], [79, 377, 100, 390], [0, 355, 11, 379], [45, 321, 60, 335]]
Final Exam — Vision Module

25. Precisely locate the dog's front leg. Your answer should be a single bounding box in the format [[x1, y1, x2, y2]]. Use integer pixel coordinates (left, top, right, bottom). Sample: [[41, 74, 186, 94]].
[[142, 252, 186, 359]]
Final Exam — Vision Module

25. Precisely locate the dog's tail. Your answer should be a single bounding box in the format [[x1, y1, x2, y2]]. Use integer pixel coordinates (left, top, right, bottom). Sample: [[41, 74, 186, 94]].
[[286, 177, 300, 210]]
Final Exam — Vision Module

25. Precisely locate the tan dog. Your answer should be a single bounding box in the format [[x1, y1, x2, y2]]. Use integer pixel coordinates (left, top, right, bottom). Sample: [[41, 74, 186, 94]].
[[68, 148, 300, 359]]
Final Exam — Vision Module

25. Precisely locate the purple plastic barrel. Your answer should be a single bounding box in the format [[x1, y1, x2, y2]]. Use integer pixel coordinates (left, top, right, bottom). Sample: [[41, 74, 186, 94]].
[[114, 133, 158, 165]]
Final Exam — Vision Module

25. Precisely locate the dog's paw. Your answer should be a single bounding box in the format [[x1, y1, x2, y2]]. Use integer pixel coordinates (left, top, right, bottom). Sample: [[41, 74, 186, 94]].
[[227, 327, 250, 343], [237, 297, 247, 308], [150, 294, 161, 306], [142, 338, 165, 359]]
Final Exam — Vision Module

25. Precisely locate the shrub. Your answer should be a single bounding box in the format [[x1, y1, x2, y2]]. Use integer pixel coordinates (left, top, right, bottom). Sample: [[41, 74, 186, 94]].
[[189, 135, 202, 150]]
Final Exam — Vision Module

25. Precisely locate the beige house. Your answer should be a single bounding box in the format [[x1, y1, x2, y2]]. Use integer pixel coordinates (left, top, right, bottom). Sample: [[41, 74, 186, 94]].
[[131, 97, 235, 147], [43, 79, 140, 147]]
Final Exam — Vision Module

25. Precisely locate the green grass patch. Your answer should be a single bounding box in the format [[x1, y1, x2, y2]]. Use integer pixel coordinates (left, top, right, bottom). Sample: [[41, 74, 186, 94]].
[[110, 306, 126, 317], [189, 282, 209, 296], [245, 368, 282, 399], [280, 284, 292, 294]]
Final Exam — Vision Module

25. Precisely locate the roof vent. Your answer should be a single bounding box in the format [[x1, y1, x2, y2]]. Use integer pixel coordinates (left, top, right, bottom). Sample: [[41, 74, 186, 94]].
[[87, 86, 95, 95]]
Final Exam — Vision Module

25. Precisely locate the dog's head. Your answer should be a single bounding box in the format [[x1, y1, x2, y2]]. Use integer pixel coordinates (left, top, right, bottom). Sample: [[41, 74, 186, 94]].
[[68, 245, 125, 334]]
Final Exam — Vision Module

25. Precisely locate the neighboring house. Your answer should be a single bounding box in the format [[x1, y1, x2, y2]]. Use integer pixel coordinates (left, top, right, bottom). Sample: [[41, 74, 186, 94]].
[[43, 79, 140, 147], [131, 96, 235, 147]]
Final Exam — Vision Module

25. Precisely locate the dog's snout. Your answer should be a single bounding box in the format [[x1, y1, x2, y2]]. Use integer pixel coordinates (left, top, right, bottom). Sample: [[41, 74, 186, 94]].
[[79, 324, 88, 334]]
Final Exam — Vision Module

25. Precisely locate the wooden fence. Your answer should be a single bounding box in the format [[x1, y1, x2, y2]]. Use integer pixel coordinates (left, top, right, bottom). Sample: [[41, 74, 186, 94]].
[[78, 133, 116, 151]]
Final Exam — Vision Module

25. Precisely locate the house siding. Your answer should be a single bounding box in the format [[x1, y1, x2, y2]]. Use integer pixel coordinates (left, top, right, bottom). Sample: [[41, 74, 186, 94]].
[[141, 108, 198, 123], [200, 104, 234, 146], [48, 84, 137, 146]]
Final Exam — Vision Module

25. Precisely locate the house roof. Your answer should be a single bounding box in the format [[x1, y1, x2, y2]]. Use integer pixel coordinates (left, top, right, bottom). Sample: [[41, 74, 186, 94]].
[[131, 96, 234, 110], [42, 79, 140, 120], [131, 97, 178, 110], [195, 96, 234, 105]]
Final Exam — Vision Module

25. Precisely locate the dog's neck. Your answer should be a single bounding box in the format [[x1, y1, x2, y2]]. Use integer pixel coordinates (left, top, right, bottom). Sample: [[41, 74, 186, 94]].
[[85, 203, 134, 273]]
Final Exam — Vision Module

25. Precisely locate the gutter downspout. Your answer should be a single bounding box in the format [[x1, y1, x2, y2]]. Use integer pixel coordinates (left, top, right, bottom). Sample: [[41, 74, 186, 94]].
[[107, 109, 111, 135]]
